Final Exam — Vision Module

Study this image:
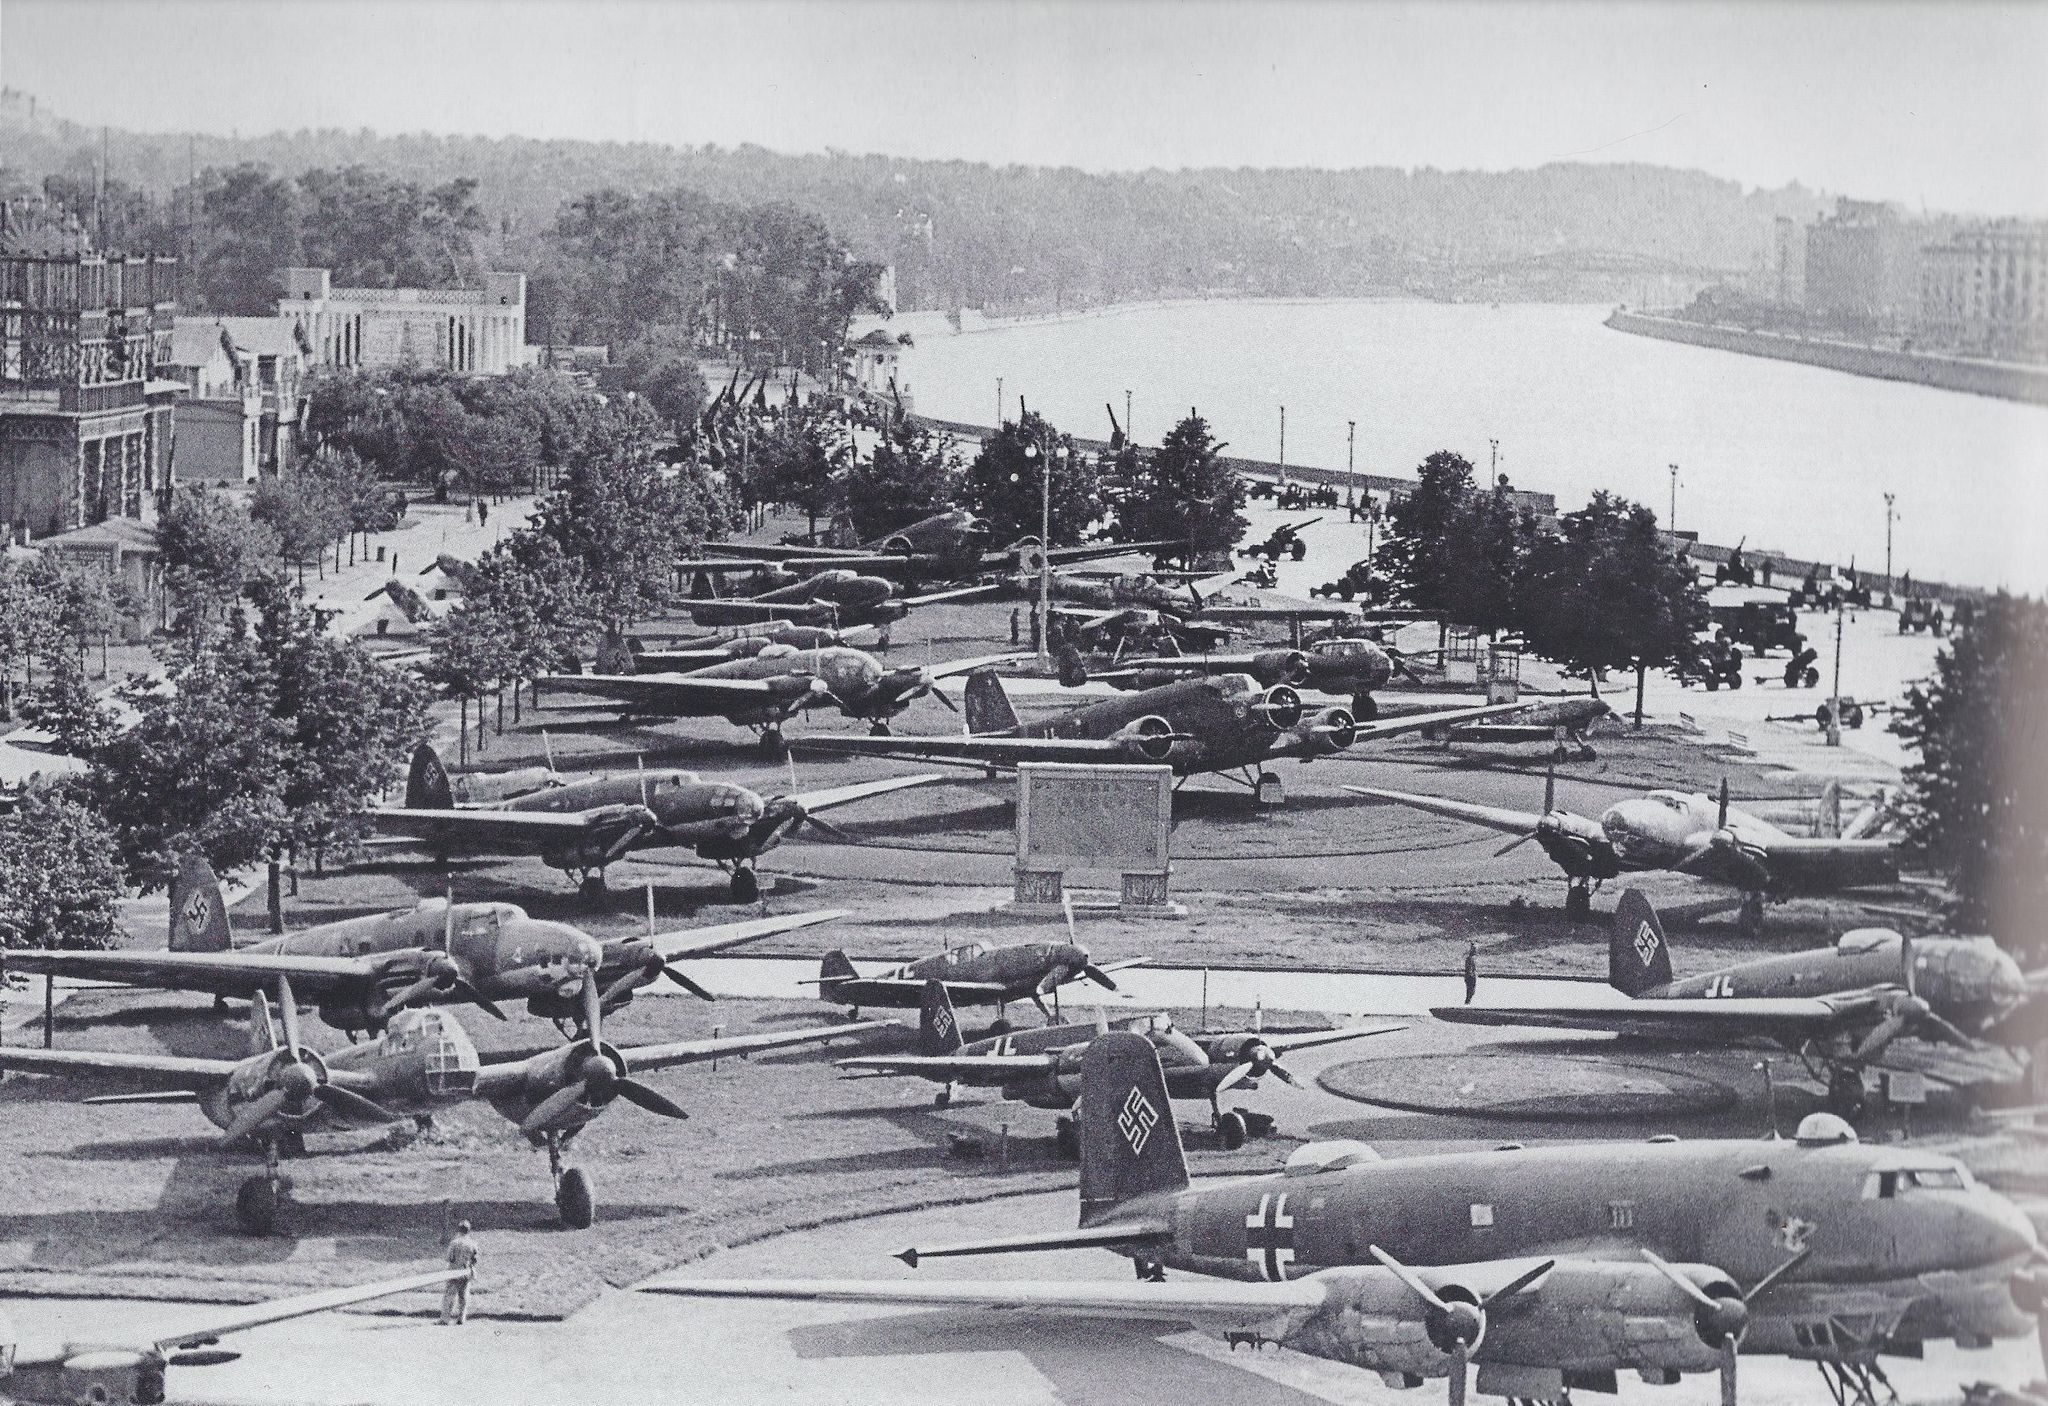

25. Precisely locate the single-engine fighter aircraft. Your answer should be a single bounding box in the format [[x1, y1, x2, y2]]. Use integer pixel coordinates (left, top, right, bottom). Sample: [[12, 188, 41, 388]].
[[669, 564, 996, 631], [797, 668, 1521, 800], [688, 508, 1183, 586], [367, 742, 938, 899], [0, 1265, 465, 1406], [5, 856, 841, 1036], [619, 622, 879, 674], [806, 940, 1146, 1025], [537, 645, 1026, 755], [838, 980, 1404, 1151], [1345, 773, 1899, 932], [1436, 890, 2032, 1115], [1415, 695, 1616, 762], [0, 974, 891, 1234], [641, 1032, 2046, 1406]]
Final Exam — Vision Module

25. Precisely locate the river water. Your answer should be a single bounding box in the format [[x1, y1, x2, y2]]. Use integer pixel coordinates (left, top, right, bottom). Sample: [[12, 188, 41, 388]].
[[891, 300, 2048, 594]]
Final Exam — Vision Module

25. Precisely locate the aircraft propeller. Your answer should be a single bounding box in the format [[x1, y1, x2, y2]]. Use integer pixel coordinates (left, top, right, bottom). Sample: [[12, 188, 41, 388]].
[[1850, 932, 1977, 1060], [520, 972, 691, 1134], [1370, 1245, 1555, 1406], [1640, 1245, 1810, 1406], [372, 891, 507, 1022], [602, 885, 720, 1009], [1212, 1038, 1302, 1092], [223, 977, 397, 1143], [1492, 761, 1559, 857]]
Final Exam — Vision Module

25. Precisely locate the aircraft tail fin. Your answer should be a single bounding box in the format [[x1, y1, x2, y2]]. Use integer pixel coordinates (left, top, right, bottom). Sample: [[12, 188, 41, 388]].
[[1815, 779, 1843, 838], [962, 668, 1021, 736], [919, 979, 964, 1056], [248, 987, 281, 1056], [168, 854, 232, 953], [593, 633, 637, 676], [689, 569, 721, 601], [405, 742, 456, 810], [1608, 888, 1674, 996], [1078, 1031, 1189, 1226], [818, 950, 859, 994]]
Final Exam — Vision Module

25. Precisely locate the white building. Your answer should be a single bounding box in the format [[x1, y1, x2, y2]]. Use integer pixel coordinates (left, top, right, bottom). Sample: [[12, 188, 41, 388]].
[[280, 267, 528, 375]]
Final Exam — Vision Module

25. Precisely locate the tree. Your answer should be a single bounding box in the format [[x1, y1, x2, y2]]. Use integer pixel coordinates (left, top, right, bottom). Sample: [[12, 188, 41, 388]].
[[252, 474, 349, 576], [94, 629, 291, 889], [1374, 451, 1537, 637], [156, 487, 282, 624], [193, 164, 303, 314], [0, 787, 126, 950], [610, 336, 709, 440], [533, 400, 734, 629], [756, 401, 850, 539], [1112, 413, 1245, 564], [1890, 596, 2048, 952], [1520, 492, 1705, 725], [960, 412, 1103, 549], [18, 653, 118, 761], [841, 416, 961, 540]]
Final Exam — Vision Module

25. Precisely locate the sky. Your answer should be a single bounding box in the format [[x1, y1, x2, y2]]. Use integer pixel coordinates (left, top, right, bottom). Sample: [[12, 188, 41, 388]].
[[3, 0, 2045, 215]]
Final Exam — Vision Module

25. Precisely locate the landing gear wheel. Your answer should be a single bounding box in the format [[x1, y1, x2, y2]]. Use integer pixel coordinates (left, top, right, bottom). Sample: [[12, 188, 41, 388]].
[[276, 1130, 307, 1157], [1803, 667, 1820, 688], [1551, 743, 1571, 763], [236, 1177, 281, 1237], [1215, 1110, 1248, 1150], [933, 1088, 952, 1108], [577, 873, 606, 898], [555, 1166, 596, 1228], [1575, 745, 1597, 761], [869, 721, 891, 737], [1054, 1116, 1080, 1160], [729, 868, 760, 903], [1350, 692, 1379, 722], [1704, 675, 1721, 692], [758, 730, 787, 759], [1738, 892, 1766, 938], [1564, 885, 1592, 920]]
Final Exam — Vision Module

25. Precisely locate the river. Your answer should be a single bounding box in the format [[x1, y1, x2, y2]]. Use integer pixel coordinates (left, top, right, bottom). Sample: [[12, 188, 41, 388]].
[[890, 300, 2048, 594]]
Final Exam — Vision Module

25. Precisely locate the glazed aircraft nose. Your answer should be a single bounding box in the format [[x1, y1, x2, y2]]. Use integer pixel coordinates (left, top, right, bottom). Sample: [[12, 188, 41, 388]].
[[722, 785, 766, 824], [1963, 1190, 2041, 1266]]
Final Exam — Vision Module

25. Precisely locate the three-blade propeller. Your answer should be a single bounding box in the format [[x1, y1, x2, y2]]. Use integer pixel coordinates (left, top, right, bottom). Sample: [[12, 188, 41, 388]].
[[223, 977, 397, 1143], [1370, 1245, 1554, 1406], [520, 973, 691, 1135], [1640, 1245, 1808, 1406]]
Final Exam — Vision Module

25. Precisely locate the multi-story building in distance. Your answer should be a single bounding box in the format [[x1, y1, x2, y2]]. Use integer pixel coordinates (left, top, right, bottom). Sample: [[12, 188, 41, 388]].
[[1803, 198, 1927, 329], [1921, 221, 2048, 361], [281, 266, 528, 375]]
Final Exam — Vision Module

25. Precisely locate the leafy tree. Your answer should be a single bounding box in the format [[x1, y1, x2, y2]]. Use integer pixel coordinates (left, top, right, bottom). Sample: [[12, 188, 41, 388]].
[[250, 580, 429, 866], [610, 337, 709, 440], [0, 557, 62, 717], [1112, 413, 1245, 564], [533, 399, 735, 629], [252, 474, 349, 575], [193, 164, 303, 314], [841, 416, 961, 540], [960, 412, 1103, 549], [1375, 451, 1537, 637], [1890, 597, 2048, 952], [156, 487, 282, 624], [94, 629, 292, 889], [1520, 492, 1705, 724], [756, 401, 850, 538], [0, 787, 126, 950], [18, 653, 118, 761]]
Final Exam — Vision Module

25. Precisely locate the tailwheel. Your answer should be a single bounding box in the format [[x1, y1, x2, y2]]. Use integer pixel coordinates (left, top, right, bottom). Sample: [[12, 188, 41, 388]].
[[1350, 692, 1379, 722], [555, 1167, 596, 1229], [729, 867, 760, 903], [868, 721, 891, 737], [576, 871, 606, 897], [1827, 1067, 1867, 1120], [1214, 1110, 1248, 1150]]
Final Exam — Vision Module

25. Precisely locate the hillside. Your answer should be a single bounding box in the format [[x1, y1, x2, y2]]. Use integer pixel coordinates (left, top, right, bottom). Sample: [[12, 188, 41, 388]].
[[0, 89, 1833, 312]]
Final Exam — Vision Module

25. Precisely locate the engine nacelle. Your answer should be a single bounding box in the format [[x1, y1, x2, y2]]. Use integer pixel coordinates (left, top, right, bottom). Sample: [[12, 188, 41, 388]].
[[1251, 684, 1304, 729], [1111, 714, 1178, 761], [1250, 649, 1311, 687], [1276, 706, 1356, 759]]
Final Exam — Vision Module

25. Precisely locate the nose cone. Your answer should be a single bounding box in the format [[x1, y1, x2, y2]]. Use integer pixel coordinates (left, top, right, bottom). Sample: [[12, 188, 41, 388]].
[[1989, 950, 2029, 1008], [1965, 1190, 2041, 1267], [726, 785, 765, 823], [1059, 944, 1091, 971]]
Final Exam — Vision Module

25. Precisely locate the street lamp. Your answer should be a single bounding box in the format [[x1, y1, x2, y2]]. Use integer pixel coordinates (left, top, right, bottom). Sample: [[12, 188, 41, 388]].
[[1883, 492, 1898, 599], [1346, 420, 1357, 510], [1668, 464, 1679, 534], [996, 376, 1004, 428], [1021, 433, 1066, 670], [1489, 438, 1499, 480], [1124, 388, 1133, 444], [1277, 405, 1287, 488]]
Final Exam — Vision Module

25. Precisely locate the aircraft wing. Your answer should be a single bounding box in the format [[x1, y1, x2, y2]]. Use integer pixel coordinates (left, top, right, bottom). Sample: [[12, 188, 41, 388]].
[[1345, 701, 1532, 741], [362, 804, 656, 851], [539, 672, 813, 713], [902, 583, 1002, 608], [144, 1269, 469, 1353], [801, 976, 1013, 998], [791, 773, 945, 813], [3, 949, 379, 1002], [1034, 539, 1189, 568], [1433, 995, 1847, 1040], [927, 651, 1035, 680], [621, 1018, 898, 1072], [793, 734, 1142, 770], [836, 1052, 1062, 1078], [647, 909, 850, 963], [1342, 785, 1548, 837], [638, 1273, 1326, 1330], [0, 1045, 241, 1091], [1259, 1022, 1409, 1053], [693, 542, 882, 565], [681, 599, 833, 622]]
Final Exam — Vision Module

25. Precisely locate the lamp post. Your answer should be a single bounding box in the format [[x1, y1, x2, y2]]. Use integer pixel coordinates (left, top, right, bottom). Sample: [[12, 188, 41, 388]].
[[1277, 405, 1287, 489], [1022, 431, 1063, 670], [1346, 420, 1357, 511], [1668, 464, 1679, 534], [995, 377, 1004, 428], [1826, 603, 1845, 747], [1489, 438, 1499, 480], [1883, 492, 1897, 601], [1124, 388, 1133, 444]]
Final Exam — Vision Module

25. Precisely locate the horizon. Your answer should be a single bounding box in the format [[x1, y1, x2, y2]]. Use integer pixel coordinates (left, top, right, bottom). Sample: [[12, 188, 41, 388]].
[[2, 0, 2044, 218]]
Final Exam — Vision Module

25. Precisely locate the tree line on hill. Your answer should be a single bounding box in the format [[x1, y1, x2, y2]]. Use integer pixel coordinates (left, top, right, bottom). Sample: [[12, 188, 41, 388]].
[[3, 100, 1835, 319]]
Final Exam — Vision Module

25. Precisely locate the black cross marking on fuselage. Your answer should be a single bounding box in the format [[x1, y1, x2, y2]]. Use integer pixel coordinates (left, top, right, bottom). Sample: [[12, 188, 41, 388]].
[[1244, 1192, 1295, 1282]]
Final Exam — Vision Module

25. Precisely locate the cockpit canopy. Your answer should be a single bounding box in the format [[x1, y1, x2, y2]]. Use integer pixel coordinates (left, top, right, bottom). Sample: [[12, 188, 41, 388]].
[[1314, 638, 1373, 658], [1794, 1111, 1859, 1146], [944, 942, 992, 963], [1864, 1163, 1974, 1198], [1286, 1139, 1382, 1176], [1834, 928, 1900, 955]]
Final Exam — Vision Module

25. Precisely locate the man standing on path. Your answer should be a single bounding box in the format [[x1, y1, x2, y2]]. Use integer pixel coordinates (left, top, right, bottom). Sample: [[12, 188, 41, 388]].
[[1463, 940, 1478, 1005], [441, 1220, 479, 1324]]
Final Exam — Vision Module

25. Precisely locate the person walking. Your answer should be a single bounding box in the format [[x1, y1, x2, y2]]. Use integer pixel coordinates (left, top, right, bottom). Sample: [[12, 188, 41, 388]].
[[1462, 941, 1478, 1005], [1010, 606, 1021, 646], [441, 1220, 479, 1324], [476, 499, 488, 527]]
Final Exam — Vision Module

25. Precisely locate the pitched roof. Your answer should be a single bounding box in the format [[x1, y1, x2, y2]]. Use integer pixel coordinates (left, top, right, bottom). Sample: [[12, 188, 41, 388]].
[[167, 319, 237, 368], [38, 517, 161, 553]]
